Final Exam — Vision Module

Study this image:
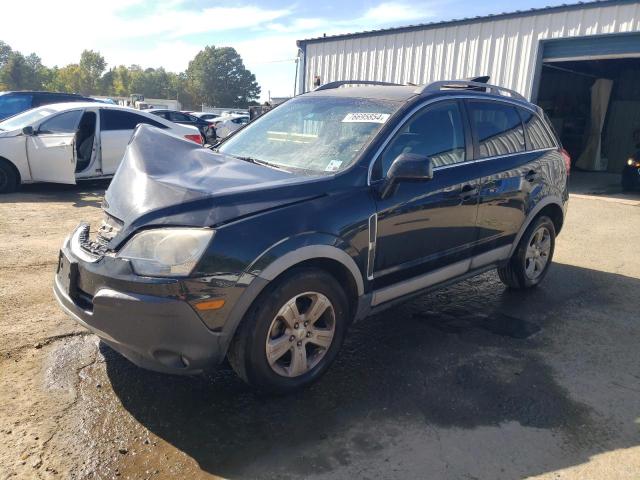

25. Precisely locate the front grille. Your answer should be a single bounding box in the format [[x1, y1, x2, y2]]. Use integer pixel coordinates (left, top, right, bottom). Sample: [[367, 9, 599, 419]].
[[78, 213, 124, 257], [96, 213, 123, 245]]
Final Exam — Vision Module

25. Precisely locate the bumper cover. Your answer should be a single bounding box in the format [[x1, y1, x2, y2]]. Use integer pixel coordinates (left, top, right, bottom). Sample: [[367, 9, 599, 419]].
[[53, 227, 229, 374]]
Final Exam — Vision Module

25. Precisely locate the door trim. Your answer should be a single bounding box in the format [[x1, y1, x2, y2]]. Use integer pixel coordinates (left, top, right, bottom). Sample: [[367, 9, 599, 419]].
[[371, 245, 510, 306]]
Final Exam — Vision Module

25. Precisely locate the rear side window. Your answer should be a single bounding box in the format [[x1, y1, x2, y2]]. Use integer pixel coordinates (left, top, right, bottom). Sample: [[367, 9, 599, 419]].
[[519, 109, 557, 150], [168, 112, 192, 122], [468, 101, 525, 158], [100, 109, 167, 131], [377, 101, 466, 178], [0, 94, 33, 118], [38, 110, 83, 134]]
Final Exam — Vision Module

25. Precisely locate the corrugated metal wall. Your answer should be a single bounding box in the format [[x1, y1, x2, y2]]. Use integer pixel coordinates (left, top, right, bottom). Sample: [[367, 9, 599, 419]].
[[301, 2, 640, 98]]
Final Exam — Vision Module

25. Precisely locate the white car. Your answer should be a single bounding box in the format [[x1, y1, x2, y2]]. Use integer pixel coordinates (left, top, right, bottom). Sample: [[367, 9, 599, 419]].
[[0, 102, 202, 193], [189, 111, 220, 122], [212, 114, 249, 139]]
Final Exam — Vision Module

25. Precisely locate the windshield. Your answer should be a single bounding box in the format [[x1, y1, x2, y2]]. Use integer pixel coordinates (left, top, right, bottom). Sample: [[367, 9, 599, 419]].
[[218, 96, 401, 174], [0, 106, 57, 131]]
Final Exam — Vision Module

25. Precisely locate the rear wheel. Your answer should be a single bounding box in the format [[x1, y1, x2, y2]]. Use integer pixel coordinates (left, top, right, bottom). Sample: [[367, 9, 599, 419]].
[[0, 161, 18, 194], [498, 216, 556, 289], [228, 268, 349, 393]]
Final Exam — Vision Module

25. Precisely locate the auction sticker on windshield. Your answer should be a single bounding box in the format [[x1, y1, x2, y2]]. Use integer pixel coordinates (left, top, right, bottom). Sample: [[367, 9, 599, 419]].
[[342, 113, 390, 123]]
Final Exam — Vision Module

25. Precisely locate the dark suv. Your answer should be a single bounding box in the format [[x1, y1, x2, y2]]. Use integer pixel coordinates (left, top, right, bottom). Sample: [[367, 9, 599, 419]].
[[54, 79, 569, 393], [0, 91, 97, 120]]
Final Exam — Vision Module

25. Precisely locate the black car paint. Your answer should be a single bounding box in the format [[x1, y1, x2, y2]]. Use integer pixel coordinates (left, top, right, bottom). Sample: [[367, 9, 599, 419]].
[[54, 89, 568, 374], [621, 150, 640, 190]]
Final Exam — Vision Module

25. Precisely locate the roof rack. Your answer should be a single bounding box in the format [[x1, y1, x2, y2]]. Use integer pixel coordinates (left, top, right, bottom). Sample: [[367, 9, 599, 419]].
[[314, 80, 403, 91], [417, 80, 527, 101]]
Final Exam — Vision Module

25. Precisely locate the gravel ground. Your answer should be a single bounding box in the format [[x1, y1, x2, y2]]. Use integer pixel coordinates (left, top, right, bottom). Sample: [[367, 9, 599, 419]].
[[0, 180, 639, 480]]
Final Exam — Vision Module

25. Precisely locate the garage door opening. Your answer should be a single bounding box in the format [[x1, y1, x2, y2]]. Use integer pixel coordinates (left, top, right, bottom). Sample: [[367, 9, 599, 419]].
[[536, 57, 640, 174]]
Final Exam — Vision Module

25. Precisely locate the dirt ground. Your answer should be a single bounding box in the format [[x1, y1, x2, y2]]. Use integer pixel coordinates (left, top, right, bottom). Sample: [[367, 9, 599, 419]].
[[1, 176, 639, 480]]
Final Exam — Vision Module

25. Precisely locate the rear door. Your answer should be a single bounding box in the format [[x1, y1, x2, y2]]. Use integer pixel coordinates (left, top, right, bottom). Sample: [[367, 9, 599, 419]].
[[466, 100, 539, 256], [372, 100, 480, 288], [26, 109, 83, 184], [99, 109, 168, 174]]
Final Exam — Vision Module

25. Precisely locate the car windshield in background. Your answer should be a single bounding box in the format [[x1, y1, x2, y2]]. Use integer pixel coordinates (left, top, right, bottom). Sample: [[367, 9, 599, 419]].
[[218, 96, 401, 174], [0, 107, 57, 131]]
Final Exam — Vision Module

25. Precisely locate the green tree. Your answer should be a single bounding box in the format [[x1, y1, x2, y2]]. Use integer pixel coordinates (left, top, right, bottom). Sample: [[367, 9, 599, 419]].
[[0, 41, 12, 69], [78, 49, 106, 94], [186, 46, 260, 108]]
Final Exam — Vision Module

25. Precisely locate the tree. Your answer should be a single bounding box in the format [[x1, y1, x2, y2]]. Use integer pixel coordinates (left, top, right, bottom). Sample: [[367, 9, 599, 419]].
[[186, 46, 260, 108], [78, 49, 106, 95], [0, 41, 12, 69]]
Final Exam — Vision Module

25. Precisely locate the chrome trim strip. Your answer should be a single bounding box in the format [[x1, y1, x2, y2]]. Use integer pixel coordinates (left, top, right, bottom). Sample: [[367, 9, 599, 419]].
[[370, 245, 511, 306], [372, 258, 469, 306], [432, 147, 556, 172], [366, 213, 377, 280], [366, 94, 547, 185], [469, 245, 511, 270]]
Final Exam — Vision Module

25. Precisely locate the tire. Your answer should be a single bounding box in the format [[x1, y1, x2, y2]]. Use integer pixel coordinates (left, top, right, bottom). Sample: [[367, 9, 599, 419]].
[[228, 268, 349, 394], [498, 215, 556, 289], [0, 160, 19, 194]]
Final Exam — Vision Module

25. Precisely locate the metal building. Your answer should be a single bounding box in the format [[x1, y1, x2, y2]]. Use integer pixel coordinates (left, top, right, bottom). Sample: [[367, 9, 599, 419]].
[[297, 0, 640, 173]]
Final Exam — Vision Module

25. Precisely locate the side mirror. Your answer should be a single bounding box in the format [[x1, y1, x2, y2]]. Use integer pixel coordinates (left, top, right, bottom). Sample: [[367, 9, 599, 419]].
[[22, 126, 34, 136], [379, 153, 433, 199]]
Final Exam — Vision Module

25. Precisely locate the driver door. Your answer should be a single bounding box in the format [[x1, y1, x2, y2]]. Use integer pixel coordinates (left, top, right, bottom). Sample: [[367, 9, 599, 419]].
[[371, 100, 480, 289], [26, 110, 83, 184]]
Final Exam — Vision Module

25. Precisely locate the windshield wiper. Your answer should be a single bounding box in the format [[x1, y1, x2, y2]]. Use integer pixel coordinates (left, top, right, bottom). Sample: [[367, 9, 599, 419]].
[[232, 155, 289, 171]]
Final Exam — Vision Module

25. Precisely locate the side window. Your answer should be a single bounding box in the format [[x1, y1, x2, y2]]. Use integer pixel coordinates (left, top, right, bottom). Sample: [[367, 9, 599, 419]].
[[468, 101, 525, 158], [100, 109, 167, 131], [375, 101, 466, 179], [169, 112, 191, 122], [518, 108, 557, 150], [38, 110, 83, 134]]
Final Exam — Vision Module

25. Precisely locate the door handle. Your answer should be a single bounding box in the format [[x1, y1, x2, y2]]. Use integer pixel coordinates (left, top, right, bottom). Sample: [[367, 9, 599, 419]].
[[525, 170, 538, 182]]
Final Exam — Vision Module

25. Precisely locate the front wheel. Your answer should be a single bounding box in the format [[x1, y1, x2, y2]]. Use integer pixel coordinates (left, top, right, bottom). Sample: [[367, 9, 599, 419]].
[[498, 216, 556, 289], [0, 161, 19, 194], [228, 268, 349, 393]]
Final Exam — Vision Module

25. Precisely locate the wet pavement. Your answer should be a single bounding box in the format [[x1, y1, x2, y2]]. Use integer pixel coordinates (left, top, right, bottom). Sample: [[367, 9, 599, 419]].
[[1, 183, 639, 479]]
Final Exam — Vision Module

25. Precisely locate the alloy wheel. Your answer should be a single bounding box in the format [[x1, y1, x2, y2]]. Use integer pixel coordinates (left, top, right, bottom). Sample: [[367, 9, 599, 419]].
[[265, 291, 336, 378], [524, 226, 551, 280]]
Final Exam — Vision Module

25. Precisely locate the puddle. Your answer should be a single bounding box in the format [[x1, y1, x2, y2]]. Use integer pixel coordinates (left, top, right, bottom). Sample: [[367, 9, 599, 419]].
[[414, 311, 541, 339]]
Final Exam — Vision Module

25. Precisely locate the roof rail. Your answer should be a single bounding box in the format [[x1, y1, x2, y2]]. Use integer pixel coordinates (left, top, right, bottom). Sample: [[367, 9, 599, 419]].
[[417, 80, 527, 102], [314, 80, 403, 91]]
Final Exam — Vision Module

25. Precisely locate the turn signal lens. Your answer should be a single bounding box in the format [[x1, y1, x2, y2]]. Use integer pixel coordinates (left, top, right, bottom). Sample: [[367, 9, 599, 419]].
[[194, 299, 226, 311], [561, 148, 571, 175]]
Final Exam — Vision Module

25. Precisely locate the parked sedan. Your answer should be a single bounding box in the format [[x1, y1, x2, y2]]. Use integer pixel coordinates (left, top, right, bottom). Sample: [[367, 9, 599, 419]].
[[149, 109, 215, 143], [190, 111, 220, 122], [212, 114, 249, 139], [0, 102, 202, 193]]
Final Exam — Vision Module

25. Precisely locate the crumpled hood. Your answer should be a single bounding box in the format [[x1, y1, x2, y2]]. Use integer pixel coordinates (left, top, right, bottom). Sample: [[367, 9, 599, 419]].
[[103, 125, 327, 244]]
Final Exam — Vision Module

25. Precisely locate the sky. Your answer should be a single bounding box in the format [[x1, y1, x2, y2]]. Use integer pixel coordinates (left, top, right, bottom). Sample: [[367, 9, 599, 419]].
[[2, 0, 576, 101]]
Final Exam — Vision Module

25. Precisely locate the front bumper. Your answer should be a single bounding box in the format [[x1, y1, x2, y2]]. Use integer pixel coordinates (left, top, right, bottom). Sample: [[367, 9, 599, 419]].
[[53, 225, 232, 374]]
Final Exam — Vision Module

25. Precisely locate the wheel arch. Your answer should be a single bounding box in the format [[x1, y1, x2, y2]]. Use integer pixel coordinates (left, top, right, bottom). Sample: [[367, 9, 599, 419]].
[[509, 196, 565, 258]]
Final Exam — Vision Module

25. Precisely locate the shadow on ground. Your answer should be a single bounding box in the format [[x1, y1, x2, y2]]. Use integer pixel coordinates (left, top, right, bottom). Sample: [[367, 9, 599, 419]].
[[104, 263, 639, 479], [0, 181, 109, 208]]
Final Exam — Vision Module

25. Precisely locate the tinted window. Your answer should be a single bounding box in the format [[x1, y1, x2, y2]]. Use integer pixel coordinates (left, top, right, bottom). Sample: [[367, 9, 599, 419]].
[[168, 112, 192, 122], [38, 110, 83, 134], [100, 109, 167, 131], [468, 101, 525, 158], [0, 94, 33, 119], [519, 109, 557, 150], [377, 101, 466, 179]]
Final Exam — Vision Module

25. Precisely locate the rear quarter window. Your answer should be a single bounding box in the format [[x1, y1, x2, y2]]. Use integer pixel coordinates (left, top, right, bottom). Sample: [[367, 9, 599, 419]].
[[100, 109, 168, 131], [518, 108, 557, 150]]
